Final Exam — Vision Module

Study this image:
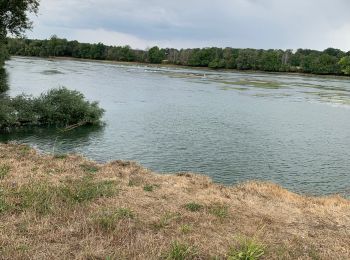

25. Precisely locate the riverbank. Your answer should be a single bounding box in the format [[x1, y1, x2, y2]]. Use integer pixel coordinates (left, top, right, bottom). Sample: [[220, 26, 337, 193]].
[[11, 55, 350, 81], [0, 144, 349, 259]]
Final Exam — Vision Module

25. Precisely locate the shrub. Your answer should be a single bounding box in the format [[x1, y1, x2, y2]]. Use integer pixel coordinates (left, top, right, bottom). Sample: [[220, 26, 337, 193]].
[[0, 87, 104, 131]]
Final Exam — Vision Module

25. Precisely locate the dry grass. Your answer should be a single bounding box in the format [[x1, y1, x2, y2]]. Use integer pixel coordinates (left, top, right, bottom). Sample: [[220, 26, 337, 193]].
[[0, 143, 349, 260]]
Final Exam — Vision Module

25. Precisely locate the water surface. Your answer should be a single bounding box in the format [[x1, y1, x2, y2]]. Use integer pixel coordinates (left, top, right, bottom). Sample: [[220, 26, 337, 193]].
[[2, 57, 350, 196]]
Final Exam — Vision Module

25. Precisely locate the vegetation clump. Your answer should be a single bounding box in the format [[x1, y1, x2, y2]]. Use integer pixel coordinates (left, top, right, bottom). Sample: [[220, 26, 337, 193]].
[[164, 241, 198, 260], [227, 236, 266, 260], [0, 87, 104, 131]]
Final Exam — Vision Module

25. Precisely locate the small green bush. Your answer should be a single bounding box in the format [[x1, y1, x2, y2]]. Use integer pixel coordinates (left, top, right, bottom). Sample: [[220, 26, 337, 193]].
[[0, 87, 104, 131]]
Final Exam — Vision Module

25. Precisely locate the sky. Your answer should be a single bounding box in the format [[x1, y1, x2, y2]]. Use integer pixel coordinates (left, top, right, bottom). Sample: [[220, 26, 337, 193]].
[[27, 0, 350, 51]]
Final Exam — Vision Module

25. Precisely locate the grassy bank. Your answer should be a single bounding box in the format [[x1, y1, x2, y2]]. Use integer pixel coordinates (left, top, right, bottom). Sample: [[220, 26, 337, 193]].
[[0, 144, 349, 259]]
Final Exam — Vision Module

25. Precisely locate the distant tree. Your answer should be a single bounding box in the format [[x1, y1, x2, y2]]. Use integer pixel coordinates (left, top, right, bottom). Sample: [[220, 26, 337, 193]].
[[148, 46, 165, 64], [339, 56, 350, 75]]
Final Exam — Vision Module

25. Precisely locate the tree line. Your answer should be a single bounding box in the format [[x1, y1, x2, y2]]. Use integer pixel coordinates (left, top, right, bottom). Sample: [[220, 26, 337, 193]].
[[5, 36, 350, 76]]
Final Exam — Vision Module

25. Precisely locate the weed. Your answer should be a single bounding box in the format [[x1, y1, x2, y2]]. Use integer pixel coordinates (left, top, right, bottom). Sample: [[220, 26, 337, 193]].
[[153, 212, 180, 230], [128, 176, 143, 187], [60, 178, 117, 203], [54, 154, 68, 159], [0, 164, 10, 179], [80, 163, 99, 174], [19, 145, 30, 155], [227, 236, 265, 260], [0, 194, 9, 214], [12, 182, 55, 215], [94, 207, 134, 231], [164, 241, 198, 260], [184, 202, 203, 212], [208, 204, 229, 219], [180, 224, 192, 234], [143, 184, 154, 192]]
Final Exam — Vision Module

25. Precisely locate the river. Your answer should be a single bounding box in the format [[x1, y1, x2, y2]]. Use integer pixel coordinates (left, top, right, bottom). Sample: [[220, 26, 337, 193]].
[[2, 56, 350, 196]]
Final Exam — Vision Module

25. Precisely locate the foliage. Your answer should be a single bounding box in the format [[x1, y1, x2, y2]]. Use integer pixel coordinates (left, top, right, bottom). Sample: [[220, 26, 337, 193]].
[[0, 67, 9, 93], [148, 46, 166, 63], [339, 56, 350, 75], [0, 0, 39, 65], [6, 37, 349, 76], [0, 87, 105, 131], [0, 0, 39, 39]]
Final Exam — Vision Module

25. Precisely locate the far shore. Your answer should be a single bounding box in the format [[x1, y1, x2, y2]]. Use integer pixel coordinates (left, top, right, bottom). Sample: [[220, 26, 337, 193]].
[[11, 55, 350, 80]]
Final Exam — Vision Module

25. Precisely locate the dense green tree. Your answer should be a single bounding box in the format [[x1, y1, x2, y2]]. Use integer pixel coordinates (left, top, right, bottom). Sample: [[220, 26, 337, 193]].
[[148, 46, 165, 64], [339, 56, 350, 75]]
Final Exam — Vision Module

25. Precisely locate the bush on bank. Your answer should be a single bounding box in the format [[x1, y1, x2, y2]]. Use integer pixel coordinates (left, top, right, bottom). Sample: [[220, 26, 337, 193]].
[[0, 87, 104, 131]]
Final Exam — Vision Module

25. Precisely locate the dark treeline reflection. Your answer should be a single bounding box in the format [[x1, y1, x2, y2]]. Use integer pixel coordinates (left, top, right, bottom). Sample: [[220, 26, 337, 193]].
[[0, 124, 104, 154], [0, 67, 9, 93], [6, 36, 350, 76]]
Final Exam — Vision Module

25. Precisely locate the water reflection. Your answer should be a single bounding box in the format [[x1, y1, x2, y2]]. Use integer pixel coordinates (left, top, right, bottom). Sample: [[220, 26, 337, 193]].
[[0, 67, 9, 93], [0, 125, 105, 155]]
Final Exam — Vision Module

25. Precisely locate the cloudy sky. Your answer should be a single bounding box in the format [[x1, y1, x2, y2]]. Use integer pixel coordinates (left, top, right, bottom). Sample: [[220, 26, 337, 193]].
[[27, 0, 350, 51]]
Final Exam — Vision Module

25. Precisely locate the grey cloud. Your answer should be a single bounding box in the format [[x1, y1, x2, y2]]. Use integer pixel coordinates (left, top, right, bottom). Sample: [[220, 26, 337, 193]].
[[29, 0, 350, 50]]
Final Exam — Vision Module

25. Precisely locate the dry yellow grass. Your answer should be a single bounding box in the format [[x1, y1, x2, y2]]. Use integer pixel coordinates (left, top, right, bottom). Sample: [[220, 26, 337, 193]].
[[0, 143, 349, 260]]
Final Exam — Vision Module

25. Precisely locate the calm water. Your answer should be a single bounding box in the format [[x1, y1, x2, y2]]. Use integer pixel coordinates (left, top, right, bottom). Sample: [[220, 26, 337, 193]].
[[2, 56, 350, 196]]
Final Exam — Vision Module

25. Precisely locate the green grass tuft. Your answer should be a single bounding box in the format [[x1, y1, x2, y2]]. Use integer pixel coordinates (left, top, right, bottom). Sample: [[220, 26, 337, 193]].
[[184, 202, 203, 212], [60, 178, 117, 203], [53, 154, 68, 159], [94, 207, 134, 231], [209, 204, 229, 219], [0, 164, 10, 179], [164, 241, 198, 260], [143, 184, 154, 192], [80, 163, 99, 173], [227, 236, 266, 260]]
